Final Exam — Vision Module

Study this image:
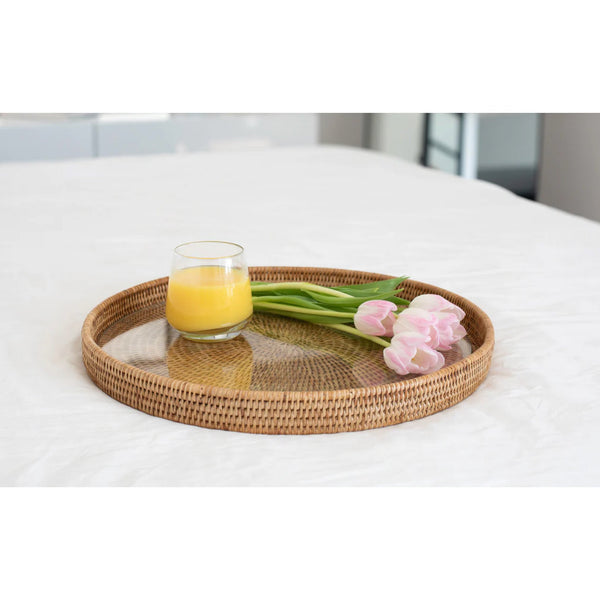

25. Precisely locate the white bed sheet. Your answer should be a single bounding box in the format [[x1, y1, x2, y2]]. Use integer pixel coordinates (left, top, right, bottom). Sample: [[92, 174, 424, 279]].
[[1, 146, 599, 486]]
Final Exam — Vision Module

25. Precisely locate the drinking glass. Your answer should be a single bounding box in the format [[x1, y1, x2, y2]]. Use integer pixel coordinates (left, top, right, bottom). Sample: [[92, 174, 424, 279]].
[[166, 241, 253, 342]]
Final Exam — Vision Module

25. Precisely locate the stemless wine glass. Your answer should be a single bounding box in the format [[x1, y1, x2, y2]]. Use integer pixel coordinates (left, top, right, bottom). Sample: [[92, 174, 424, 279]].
[[165, 241, 253, 342]]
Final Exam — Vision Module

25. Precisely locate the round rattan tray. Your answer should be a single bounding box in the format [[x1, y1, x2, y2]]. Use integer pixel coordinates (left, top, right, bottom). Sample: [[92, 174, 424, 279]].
[[81, 266, 494, 434]]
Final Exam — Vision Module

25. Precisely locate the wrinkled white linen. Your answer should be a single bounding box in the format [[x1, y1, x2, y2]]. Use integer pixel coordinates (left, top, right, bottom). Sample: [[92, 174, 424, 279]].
[[1, 146, 599, 486]]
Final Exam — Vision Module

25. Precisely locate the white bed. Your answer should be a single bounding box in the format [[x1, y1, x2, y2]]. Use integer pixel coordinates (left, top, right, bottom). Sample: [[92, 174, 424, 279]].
[[1, 146, 599, 485]]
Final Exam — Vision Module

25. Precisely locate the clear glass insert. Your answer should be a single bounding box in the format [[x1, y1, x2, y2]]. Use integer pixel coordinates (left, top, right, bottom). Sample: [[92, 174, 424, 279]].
[[101, 308, 473, 392], [165, 241, 253, 342]]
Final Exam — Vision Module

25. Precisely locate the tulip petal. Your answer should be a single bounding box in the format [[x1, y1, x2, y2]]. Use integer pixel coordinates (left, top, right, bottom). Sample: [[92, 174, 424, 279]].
[[383, 331, 445, 376], [410, 294, 466, 321], [354, 300, 398, 337]]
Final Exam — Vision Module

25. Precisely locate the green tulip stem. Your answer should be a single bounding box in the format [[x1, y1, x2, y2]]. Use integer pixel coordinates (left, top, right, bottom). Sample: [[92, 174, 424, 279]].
[[252, 301, 355, 319], [251, 281, 353, 298], [324, 323, 391, 348]]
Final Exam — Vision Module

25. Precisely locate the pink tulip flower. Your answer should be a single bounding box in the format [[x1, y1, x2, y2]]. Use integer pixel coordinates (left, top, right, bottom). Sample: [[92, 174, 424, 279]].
[[394, 295, 467, 351], [392, 307, 440, 347], [383, 331, 445, 376], [353, 300, 398, 336], [433, 312, 467, 351], [409, 294, 466, 321]]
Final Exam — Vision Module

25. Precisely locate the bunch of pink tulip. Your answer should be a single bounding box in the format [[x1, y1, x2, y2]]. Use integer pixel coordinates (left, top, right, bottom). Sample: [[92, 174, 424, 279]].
[[252, 277, 466, 378], [353, 295, 467, 375]]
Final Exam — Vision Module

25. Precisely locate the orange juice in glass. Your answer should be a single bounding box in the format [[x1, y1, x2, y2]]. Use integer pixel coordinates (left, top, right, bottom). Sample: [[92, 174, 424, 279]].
[[166, 241, 253, 342]]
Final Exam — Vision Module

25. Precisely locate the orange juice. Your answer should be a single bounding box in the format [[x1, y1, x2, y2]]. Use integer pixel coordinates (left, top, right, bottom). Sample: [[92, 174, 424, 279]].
[[166, 266, 253, 333]]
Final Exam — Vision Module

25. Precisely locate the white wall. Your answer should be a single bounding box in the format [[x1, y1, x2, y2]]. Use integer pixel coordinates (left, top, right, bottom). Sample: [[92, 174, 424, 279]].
[[0, 118, 95, 161], [370, 114, 424, 163], [318, 114, 366, 147], [538, 114, 600, 222], [0, 113, 415, 163], [0, 114, 319, 162]]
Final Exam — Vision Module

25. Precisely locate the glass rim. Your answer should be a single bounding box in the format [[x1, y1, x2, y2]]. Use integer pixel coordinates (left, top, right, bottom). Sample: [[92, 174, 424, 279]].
[[174, 240, 244, 259]]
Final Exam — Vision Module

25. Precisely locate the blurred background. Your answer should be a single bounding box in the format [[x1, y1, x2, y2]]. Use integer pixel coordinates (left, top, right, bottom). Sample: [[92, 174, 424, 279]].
[[1, 113, 598, 222]]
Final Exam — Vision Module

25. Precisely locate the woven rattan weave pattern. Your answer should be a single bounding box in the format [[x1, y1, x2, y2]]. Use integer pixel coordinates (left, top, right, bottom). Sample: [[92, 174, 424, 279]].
[[81, 267, 494, 434]]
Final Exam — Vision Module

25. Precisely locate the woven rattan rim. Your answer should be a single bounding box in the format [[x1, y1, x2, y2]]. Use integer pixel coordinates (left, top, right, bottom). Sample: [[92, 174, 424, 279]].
[[81, 266, 494, 434]]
